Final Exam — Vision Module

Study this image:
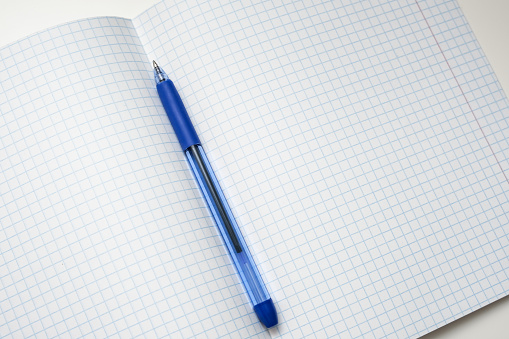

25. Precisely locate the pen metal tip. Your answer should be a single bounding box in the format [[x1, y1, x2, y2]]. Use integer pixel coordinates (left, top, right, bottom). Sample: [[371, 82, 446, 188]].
[[153, 60, 166, 83]]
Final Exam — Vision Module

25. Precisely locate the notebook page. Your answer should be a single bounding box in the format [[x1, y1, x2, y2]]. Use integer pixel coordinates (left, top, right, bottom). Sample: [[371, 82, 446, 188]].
[[134, 0, 509, 337], [0, 17, 261, 338]]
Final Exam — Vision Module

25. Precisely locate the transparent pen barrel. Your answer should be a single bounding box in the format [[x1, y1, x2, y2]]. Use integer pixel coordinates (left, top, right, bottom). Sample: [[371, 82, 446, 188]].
[[185, 145, 270, 306]]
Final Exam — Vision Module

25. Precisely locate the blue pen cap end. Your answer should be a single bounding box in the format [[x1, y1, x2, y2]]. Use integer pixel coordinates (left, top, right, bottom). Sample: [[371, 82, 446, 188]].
[[253, 298, 278, 328]]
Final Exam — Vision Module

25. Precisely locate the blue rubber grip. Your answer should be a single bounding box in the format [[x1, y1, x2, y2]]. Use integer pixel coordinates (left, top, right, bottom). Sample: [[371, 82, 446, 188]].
[[156, 79, 200, 150]]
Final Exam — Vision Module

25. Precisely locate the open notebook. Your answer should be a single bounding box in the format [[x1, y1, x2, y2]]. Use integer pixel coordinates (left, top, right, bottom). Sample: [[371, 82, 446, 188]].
[[1, 0, 509, 337]]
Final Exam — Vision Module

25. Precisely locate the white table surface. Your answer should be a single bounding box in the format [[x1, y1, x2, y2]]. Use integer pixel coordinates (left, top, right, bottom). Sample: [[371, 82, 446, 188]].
[[0, 0, 508, 338]]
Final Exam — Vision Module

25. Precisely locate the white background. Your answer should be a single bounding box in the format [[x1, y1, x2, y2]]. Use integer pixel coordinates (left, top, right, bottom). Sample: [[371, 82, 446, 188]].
[[0, 0, 508, 338]]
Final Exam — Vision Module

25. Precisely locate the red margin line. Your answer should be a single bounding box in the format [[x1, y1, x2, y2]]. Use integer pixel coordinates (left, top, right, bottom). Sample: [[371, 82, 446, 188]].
[[415, 0, 509, 184]]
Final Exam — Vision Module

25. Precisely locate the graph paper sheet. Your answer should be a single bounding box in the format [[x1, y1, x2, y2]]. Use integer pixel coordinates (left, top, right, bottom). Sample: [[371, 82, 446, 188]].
[[1, 0, 508, 338], [134, 0, 509, 337]]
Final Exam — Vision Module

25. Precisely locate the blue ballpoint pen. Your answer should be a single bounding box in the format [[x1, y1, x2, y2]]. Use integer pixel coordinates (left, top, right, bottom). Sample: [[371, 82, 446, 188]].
[[152, 61, 278, 328]]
